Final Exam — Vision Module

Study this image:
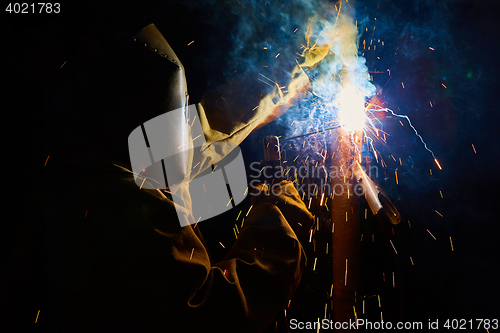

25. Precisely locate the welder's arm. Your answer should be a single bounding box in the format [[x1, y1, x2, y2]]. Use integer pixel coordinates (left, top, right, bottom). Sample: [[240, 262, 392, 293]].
[[196, 73, 310, 151], [195, 204, 307, 332], [180, 181, 312, 332], [99, 179, 314, 332], [47, 161, 311, 333], [209, 181, 314, 331]]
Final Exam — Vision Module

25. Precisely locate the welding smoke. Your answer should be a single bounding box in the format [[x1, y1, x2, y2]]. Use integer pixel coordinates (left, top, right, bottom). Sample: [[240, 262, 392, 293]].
[[303, 5, 376, 113], [147, 1, 376, 135], [253, 0, 376, 136]]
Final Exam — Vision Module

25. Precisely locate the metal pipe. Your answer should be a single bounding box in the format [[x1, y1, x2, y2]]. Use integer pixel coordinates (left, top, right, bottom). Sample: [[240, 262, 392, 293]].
[[330, 128, 361, 331]]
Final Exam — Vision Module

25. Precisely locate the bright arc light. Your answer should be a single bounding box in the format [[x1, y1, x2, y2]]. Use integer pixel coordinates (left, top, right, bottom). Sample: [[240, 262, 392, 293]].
[[338, 84, 367, 132]]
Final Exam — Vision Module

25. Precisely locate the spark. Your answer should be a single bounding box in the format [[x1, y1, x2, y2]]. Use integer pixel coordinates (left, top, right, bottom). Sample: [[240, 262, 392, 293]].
[[139, 177, 147, 189], [60, 61, 66, 68], [187, 40, 194, 46], [236, 210, 242, 220], [344, 259, 348, 286], [219, 242, 225, 248], [44, 155, 50, 166], [427, 229, 436, 240], [313, 257, 318, 271], [190, 248, 194, 259], [472, 144, 477, 154], [246, 205, 253, 217], [449, 236, 454, 251], [410, 256, 414, 265], [434, 158, 442, 170], [190, 115, 197, 127], [35, 310, 40, 323], [435, 210, 443, 217], [429, 46, 435, 51], [441, 83, 447, 89], [382, 108, 439, 161], [389, 239, 398, 254]]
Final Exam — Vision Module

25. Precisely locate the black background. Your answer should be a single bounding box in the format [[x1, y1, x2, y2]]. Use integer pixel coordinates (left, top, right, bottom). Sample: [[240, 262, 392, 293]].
[[1, 0, 499, 331]]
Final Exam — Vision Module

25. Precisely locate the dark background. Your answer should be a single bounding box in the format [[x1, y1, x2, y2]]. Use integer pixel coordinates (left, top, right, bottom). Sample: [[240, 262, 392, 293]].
[[1, 0, 499, 331]]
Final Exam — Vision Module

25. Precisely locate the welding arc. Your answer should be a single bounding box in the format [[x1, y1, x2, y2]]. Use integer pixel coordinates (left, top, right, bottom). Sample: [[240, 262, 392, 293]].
[[282, 125, 342, 142]]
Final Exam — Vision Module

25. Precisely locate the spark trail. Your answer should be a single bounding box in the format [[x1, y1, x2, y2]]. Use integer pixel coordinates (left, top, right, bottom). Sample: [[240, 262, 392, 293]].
[[366, 104, 440, 168]]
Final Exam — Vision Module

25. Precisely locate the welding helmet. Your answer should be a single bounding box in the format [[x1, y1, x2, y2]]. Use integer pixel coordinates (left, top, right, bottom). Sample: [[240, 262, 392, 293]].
[[125, 24, 248, 225], [125, 24, 194, 190]]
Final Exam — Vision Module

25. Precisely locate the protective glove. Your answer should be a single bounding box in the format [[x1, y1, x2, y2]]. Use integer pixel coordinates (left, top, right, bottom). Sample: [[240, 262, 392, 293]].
[[250, 180, 314, 237]]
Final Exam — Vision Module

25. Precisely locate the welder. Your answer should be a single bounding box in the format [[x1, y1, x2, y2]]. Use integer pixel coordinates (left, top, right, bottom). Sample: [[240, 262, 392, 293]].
[[44, 20, 313, 333]]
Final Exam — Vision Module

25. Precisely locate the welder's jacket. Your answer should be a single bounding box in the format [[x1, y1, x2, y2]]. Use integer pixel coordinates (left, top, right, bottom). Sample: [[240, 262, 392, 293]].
[[45, 24, 312, 332]]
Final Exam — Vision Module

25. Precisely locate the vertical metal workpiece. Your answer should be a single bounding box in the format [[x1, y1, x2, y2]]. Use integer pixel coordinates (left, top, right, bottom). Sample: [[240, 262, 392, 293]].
[[331, 128, 362, 330]]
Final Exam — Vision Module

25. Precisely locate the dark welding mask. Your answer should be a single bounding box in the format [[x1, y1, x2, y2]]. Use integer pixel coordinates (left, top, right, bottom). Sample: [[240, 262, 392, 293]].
[[127, 24, 248, 226]]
